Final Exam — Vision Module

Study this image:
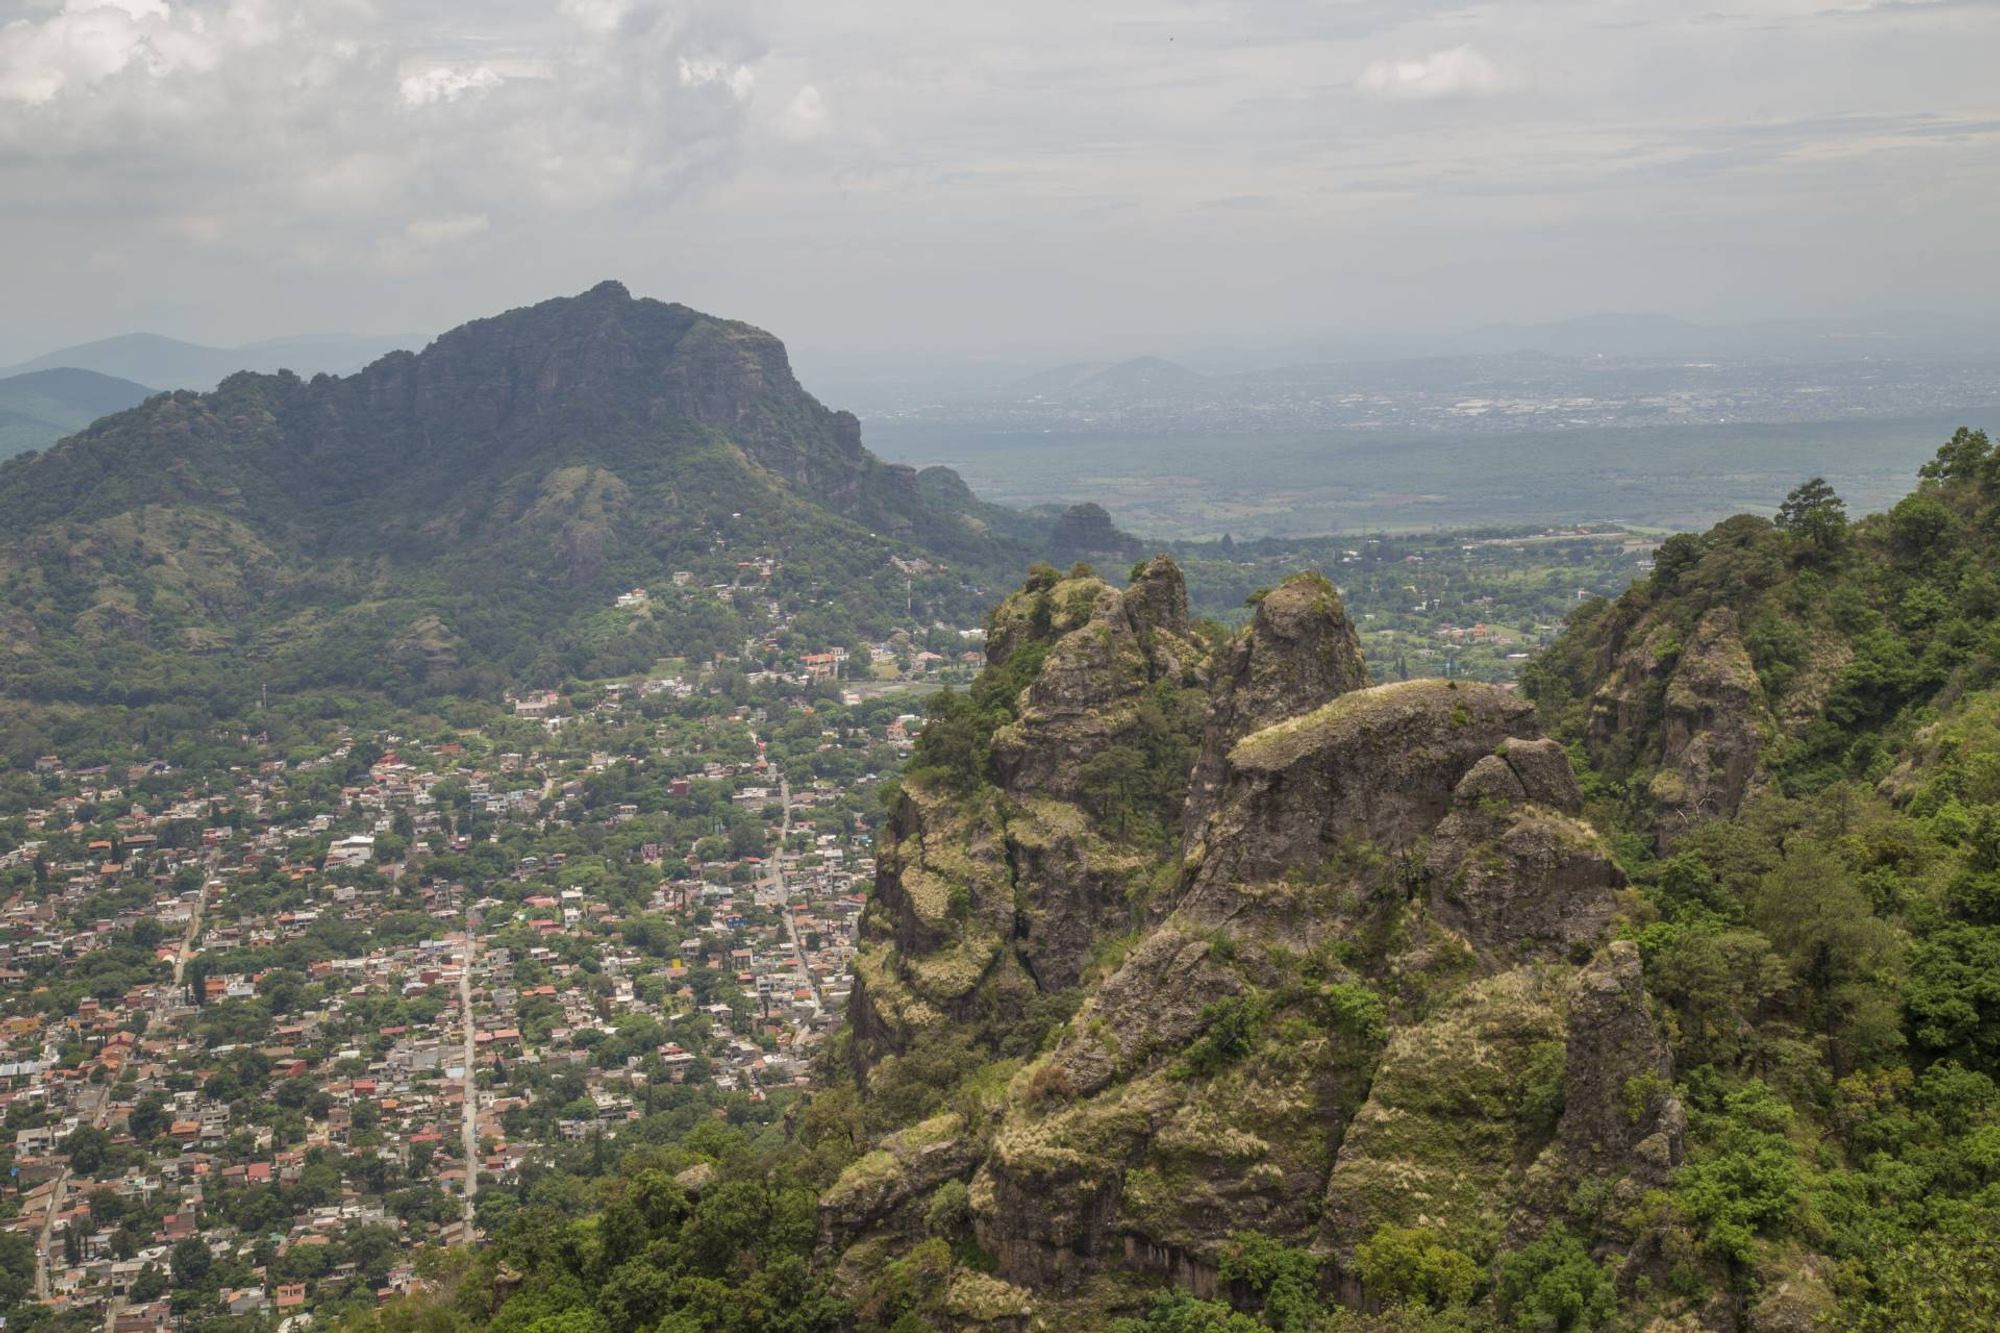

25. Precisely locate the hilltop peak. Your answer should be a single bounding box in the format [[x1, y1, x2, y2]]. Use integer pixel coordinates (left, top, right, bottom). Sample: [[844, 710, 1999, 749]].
[[0, 289, 1038, 706]]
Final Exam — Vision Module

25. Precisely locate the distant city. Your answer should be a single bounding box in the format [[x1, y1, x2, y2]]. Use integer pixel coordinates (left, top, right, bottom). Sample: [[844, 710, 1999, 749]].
[[853, 352, 2000, 437]]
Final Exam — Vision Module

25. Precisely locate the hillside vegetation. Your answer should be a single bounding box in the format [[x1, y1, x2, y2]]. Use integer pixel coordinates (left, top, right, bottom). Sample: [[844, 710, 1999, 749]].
[[354, 427, 2000, 1333], [0, 285, 1036, 762]]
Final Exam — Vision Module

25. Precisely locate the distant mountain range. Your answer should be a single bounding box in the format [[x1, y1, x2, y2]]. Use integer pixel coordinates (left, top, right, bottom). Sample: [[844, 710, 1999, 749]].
[[0, 330, 418, 392], [0, 367, 155, 459], [1010, 355, 1204, 402], [797, 311, 2000, 414]]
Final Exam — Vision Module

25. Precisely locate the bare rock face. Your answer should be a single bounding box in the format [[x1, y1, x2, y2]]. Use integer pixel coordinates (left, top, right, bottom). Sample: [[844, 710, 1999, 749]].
[[850, 563, 1207, 1072], [819, 1112, 980, 1262], [990, 569, 1199, 804], [1425, 739, 1624, 966], [1124, 555, 1193, 646], [1585, 605, 1770, 847], [1652, 608, 1767, 843], [1183, 679, 1539, 905], [1744, 1255, 1838, 1332], [1031, 927, 1243, 1103], [1317, 968, 1570, 1265], [1048, 502, 1143, 562], [1554, 941, 1683, 1186], [1183, 572, 1367, 842]]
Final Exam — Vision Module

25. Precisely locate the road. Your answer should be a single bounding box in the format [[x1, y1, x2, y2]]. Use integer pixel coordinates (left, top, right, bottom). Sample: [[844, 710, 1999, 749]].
[[43, 866, 212, 1297], [35, 1083, 107, 1300], [458, 918, 480, 1233], [34, 1165, 67, 1300], [172, 880, 208, 990], [761, 771, 824, 1043]]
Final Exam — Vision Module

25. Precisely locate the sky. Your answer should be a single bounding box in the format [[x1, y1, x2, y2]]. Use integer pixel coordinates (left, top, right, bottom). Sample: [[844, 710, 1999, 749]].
[[2, 0, 1998, 366]]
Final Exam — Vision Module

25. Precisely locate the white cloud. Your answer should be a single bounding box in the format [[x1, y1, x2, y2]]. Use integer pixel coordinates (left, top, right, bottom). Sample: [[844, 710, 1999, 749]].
[[84, 0, 171, 20], [5, 0, 1998, 357], [1357, 45, 1504, 100], [558, 0, 632, 35], [0, 0, 197, 105], [405, 213, 489, 246], [780, 83, 826, 140], [397, 62, 505, 109], [0, 0, 769, 268], [677, 55, 755, 101]]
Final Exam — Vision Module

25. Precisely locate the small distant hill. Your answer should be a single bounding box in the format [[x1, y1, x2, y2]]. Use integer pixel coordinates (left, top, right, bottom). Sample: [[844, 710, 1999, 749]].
[[1048, 501, 1143, 562], [1012, 355, 1202, 402], [1, 330, 416, 391], [0, 367, 155, 459]]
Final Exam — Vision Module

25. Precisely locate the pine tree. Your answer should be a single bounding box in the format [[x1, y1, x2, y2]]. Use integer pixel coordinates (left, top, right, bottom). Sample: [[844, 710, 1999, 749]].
[[1776, 477, 1849, 556]]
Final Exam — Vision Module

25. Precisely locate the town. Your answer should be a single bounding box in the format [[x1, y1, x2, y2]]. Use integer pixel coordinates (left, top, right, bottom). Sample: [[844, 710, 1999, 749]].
[[0, 529, 1654, 1333], [0, 631, 977, 1332]]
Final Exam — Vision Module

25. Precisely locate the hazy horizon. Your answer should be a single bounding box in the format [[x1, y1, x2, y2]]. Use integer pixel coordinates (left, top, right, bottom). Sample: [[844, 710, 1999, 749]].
[[4, 0, 1999, 367]]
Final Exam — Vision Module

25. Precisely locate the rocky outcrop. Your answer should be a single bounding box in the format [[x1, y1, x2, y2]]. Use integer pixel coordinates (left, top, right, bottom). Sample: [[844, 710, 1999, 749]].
[[1425, 739, 1624, 966], [1048, 503, 1142, 562], [1184, 572, 1367, 842], [1318, 967, 1570, 1264], [1583, 603, 1770, 847], [1553, 941, 1683, 1188], [819, 1113, 980, 1261], [1024, 926, 1243, 1103], [850, 563, 1208, 1070], [840, 557, 1679, 1322], [1651, 609, 1768, 842], [1182, 679, 1538, 905], [990, 565, 1201, 804]]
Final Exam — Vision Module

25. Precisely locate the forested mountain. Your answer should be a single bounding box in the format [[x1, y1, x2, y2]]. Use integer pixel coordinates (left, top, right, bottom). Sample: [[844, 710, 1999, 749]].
[[0, 283, 1036, 755], [367, 429, 2000, 1333]]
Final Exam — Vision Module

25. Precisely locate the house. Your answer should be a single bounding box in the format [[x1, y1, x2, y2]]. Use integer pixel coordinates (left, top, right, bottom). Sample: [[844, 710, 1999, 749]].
[[511, 691, 560, 719], [224, 1287, 272, 1316], [325, 835, 375, 869]]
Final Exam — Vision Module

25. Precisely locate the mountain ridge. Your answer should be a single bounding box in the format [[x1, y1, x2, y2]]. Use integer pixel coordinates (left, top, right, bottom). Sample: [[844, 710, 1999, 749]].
[[0, 366, 155, 460], [1, 329, 418, 391], [0, 282, 1037, 731]]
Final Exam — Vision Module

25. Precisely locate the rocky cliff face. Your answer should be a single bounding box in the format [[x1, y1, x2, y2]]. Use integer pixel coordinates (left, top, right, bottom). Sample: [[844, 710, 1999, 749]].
[[1582, 603, 1771, 846], [849, 559, 1208, 1070], [1182, 571, 1367, 846], [828, 557, 1678, 1327]]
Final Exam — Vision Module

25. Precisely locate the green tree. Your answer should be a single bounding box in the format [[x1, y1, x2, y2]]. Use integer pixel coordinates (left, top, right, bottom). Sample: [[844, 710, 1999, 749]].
[[1774, 477, 1849, 556], [1496, 1224, 1616, 1330], [60, 1124, 112, 1177], [129, 1264, 167, 1303], [1751, 840, 1906, 1076], [1354, 1224, 1479, 1311], [169, 1237, 213, 1288]]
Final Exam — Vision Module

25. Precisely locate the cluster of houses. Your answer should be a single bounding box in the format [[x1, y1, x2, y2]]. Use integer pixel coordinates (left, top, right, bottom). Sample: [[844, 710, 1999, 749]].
[[0, 652, 922, 1327]]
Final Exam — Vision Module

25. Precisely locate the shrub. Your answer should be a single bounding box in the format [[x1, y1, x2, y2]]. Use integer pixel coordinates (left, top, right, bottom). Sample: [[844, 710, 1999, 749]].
[[1354, 1224, 1479, 1310], [1495, 1224, 1615, 1330]]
